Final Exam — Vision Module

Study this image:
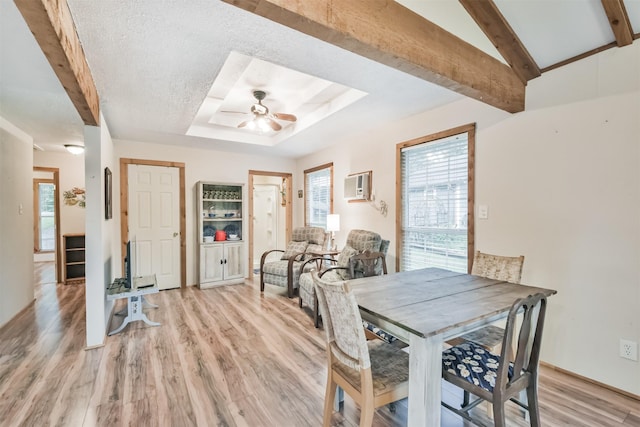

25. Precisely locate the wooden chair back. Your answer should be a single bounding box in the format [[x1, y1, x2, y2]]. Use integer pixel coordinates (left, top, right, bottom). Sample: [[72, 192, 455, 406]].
[[471, 250, 524, 283], [348, 250, 387, 278]]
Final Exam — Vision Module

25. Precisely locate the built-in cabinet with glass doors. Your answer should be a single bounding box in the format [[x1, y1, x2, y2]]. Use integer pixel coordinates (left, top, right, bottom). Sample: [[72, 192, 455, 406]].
[[197, 181, 245, 288]]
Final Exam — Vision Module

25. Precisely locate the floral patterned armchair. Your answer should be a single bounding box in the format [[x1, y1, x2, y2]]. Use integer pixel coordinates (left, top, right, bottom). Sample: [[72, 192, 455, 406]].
[[259, 226, 329, 298]]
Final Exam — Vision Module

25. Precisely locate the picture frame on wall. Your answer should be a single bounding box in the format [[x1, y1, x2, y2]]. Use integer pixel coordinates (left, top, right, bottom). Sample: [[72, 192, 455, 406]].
[[105, 167, 112, 220]]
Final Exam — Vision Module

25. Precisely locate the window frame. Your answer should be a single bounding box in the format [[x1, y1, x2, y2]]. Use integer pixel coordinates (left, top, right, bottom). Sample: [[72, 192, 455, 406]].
[[33, 178, 56, 253], [395, 123, 475, 273], [304, 162, 334, 228]]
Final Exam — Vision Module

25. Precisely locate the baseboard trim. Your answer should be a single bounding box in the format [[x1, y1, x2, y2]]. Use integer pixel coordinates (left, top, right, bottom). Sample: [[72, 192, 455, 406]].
[[84, 342, 105, 351], [540, 361, 640, 401]]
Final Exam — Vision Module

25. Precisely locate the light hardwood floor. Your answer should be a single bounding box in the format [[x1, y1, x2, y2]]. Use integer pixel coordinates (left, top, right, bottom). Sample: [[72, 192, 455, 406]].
[[1, 262, 638, 426]]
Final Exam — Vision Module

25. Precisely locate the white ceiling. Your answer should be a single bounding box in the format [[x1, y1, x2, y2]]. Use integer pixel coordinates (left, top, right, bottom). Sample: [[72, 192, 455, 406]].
[[1, 0, 638, 159]]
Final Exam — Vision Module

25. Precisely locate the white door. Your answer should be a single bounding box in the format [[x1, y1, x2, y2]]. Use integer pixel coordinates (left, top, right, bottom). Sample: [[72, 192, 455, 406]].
[[128, 164, 181, 290], [253, 184, 280, 270]]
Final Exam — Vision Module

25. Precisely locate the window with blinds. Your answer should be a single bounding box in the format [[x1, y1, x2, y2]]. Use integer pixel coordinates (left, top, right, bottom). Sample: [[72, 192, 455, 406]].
[[399, 128, 474, 273], [305, 163, 333, 228]]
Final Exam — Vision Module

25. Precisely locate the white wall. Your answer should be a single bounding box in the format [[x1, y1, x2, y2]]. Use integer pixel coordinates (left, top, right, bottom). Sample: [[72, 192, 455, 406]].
[[84, 113, 117, 348], [296, 42, 640, 395], [0, 117, 35, 328], [113, 140, 296, 286], [33, 150, 86, 236]]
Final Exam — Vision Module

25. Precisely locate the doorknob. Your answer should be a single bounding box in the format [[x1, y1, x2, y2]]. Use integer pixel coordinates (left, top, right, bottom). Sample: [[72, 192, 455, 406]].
[[173, 232, 179, 237]]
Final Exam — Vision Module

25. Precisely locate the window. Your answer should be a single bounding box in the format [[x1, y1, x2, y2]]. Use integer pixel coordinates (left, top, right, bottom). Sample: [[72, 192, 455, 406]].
[[397, 124, 475, 273], [34, 179, 56, 252], [305, 163, 333, 228]]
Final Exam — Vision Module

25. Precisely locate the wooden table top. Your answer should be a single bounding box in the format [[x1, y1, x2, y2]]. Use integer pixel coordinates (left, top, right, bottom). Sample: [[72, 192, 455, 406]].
[[106, 275, 159, 300], [350, 267, 557, 339]]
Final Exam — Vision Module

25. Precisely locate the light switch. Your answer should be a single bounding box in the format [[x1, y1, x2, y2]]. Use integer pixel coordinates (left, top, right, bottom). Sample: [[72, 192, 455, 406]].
[[18, 203, 23, 215], [478, 204, 488, 220]]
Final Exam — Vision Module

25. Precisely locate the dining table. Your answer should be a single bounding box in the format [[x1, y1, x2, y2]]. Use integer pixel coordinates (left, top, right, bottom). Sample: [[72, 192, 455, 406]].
[[348, 267, 557, 427]]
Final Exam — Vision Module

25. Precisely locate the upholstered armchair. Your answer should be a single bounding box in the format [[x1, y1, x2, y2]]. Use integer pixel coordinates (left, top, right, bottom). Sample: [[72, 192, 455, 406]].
[[298, 229, 390, 327], [260, 226, 329, 298]]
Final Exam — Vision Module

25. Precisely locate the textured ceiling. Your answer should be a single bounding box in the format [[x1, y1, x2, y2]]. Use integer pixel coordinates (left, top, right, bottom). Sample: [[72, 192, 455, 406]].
[[1, 0, 638, 158]]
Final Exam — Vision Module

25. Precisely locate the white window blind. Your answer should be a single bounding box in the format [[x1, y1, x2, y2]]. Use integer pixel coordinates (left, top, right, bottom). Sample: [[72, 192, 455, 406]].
[[305, 166, 332, 228], [400, 133, 469, 273]]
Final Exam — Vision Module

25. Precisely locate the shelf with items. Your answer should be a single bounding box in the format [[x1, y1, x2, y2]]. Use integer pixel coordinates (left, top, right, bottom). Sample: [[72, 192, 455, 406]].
[[197, 181, 245, 287], [63, 233, 85, 285]]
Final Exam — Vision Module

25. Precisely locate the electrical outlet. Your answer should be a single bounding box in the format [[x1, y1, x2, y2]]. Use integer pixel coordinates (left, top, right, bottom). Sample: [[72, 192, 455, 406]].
[[620, 339, 638, 361]]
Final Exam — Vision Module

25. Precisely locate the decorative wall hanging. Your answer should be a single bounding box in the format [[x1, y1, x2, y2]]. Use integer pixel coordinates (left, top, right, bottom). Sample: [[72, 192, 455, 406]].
[[63, 187, 86, 208], [280, 177, 287, 206]]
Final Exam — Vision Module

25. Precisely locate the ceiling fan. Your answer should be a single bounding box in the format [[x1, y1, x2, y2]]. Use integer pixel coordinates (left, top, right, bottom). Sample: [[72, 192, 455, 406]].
[[237, 90, 297, 132]]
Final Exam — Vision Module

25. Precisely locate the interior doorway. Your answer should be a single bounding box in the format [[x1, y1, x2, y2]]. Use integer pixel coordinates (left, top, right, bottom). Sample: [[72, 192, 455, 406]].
[[248, 171, 292, 279], [33, 167, 61, 284]]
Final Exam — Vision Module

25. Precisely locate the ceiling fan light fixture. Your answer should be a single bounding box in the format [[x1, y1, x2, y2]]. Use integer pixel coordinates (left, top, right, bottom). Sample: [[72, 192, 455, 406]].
[[256, 116, 271, 132], [236, 90, 297, 133], [64, 144, 85, 155]]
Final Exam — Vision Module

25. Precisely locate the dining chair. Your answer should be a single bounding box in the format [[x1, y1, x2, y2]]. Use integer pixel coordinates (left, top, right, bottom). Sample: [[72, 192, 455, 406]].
[[312, 271, 409, 427], [442, 292, 548, 427], [453, 250, 525, 354]]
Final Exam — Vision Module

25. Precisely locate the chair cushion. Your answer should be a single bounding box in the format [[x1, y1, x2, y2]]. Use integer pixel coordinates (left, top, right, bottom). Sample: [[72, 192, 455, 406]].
[[362, 320, 399, 344], [346, 230, 382, 252], [442, 341, 513, 392], [262, 259, 305, 288], [299, 272, 315, 308], [332, 340, 409, 397], [281, 241, 308, 260], [292, 227, 326, 245], [304, 243, 326, 261], [336, 245, 358, 280]]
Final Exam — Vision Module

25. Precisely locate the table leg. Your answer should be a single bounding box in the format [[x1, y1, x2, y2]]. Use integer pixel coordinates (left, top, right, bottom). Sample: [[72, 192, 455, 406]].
[[408, 334, 442, 427], [141, 295, 158, 308], [108, 316, 131, 335], [108, 295, 160, 335], [129, 296, 161, 326]]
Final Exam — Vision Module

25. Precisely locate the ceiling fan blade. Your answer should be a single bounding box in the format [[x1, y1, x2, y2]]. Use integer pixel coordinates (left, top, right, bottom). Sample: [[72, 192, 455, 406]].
[[220, 110, 249, 114], [273, 112, 297, 122], [267, 118, 282, 131]]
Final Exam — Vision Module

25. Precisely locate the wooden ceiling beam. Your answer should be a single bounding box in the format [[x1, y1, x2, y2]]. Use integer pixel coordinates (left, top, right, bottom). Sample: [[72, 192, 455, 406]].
[[222, 0, 525, 113], [14, 0, 99, 126], [601, 0, 634, 47], [459, 0, 540, 83]]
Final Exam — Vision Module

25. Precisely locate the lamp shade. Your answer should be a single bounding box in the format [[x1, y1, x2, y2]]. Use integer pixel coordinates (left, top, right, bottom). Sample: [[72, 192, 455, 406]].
[[326, 214, 340, 232]]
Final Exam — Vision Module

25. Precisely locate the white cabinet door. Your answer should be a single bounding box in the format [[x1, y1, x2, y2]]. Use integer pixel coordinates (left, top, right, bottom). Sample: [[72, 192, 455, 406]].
[[200, 244, 224, 283], [224, 242, 244, 280]]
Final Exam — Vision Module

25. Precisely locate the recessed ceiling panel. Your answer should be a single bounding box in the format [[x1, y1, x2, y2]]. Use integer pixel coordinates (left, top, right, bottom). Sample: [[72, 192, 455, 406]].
[[187, 52, 367, 146]]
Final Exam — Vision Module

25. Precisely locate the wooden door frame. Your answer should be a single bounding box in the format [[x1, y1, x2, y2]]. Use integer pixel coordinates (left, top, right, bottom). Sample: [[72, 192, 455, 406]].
[[120, 158, 186, 288], [248, 170, 292, 280], [33, 167, 61, 284]]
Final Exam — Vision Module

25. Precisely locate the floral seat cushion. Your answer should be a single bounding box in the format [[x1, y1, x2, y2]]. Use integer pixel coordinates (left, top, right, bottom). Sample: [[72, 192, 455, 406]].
[[442, 341, 513, 392], [362, 320, 398, 344]]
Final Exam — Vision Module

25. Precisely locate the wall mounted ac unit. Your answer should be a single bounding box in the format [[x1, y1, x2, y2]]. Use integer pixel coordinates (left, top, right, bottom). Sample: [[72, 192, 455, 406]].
[[344, 171, 370, 201]]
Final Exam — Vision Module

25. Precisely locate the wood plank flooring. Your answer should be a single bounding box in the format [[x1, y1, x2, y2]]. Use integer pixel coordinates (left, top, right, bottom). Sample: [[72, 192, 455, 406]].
[[1, 262, 638, 426]]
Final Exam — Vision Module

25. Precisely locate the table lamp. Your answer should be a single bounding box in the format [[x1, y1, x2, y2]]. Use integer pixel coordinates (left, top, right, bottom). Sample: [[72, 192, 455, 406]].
[[326, 214, 340, 251]]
